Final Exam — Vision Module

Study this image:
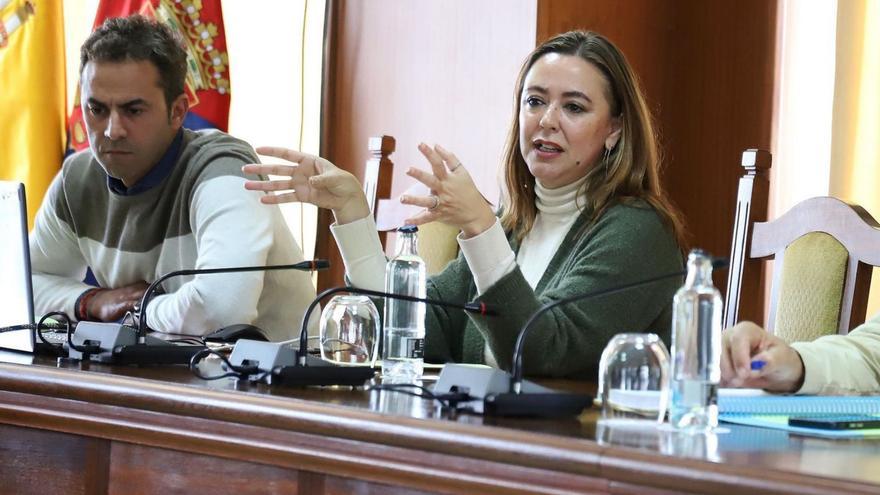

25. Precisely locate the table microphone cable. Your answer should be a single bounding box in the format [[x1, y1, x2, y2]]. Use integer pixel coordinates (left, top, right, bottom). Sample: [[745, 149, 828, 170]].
[[37, 311, 104, 356], [189, 347, 267, 381], [0, 313, 101, 357], [368, 382, 475, 411]]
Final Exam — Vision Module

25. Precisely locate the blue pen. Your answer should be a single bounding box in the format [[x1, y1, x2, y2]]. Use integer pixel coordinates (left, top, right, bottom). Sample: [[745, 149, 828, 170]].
[[750, 360, 766, 371]]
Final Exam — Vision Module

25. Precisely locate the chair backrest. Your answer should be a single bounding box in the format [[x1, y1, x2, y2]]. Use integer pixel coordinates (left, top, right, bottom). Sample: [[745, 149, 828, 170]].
[[753, 197, 880, 342], [362, 135, 460, 275], [725, 145, 880, 343]]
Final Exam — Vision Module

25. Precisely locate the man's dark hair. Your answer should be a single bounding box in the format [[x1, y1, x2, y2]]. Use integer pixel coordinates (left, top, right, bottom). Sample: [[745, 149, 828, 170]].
[[80, 15, 187, 109]]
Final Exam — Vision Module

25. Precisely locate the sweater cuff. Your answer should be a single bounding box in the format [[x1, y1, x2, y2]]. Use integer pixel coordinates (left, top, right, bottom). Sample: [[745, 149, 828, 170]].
[[330, 215, 386, 291], [791, 342, 829, 395], [458, 219, 516, 294]]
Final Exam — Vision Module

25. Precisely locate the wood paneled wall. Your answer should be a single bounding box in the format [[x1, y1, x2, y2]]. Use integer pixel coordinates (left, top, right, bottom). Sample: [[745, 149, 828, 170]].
[[537, 0, 777, 322], [319, 0, 778, 325], [318, 0, 538, 291]]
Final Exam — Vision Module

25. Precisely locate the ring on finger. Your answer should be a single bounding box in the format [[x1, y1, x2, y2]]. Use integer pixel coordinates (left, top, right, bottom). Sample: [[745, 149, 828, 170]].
[[428, 195, 440, 210]]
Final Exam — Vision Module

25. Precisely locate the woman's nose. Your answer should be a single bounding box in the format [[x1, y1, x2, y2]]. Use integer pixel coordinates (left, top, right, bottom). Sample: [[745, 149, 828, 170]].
[[538, 105, 559, 131]]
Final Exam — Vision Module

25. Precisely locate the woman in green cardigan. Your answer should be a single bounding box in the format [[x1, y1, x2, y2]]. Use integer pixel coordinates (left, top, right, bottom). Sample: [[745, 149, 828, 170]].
[[244, 31, 685, 379]]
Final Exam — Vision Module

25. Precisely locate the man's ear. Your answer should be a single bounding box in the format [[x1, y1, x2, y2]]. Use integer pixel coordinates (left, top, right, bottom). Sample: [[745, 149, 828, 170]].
[[606, 116, 622, 150], [169, 93, 189, 128]]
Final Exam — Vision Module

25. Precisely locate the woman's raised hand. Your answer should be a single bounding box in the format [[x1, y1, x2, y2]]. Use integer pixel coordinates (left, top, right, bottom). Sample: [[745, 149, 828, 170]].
[[401, 143, 496, 238], [243, 147, 370, 224]]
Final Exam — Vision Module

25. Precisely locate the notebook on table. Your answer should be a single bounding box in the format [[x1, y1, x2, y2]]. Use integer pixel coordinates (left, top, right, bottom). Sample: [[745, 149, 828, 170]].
[[719, 395, 880, 439]]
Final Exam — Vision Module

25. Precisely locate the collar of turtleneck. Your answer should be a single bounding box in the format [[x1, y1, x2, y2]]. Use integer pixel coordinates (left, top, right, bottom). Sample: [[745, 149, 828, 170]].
[[534, 175, 588, 215]]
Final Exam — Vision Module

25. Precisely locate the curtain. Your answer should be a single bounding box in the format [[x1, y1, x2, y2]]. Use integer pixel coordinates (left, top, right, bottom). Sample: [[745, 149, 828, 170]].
[[222, 0, 326, 263], [828, 0, 880, 316]]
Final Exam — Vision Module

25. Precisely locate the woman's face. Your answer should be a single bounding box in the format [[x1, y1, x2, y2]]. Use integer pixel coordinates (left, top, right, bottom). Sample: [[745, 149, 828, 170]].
[[518, 53, 621, 189]]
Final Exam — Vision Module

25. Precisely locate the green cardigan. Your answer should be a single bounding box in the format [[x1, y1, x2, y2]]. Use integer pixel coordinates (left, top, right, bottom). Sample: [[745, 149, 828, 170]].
[[424, 201, 682, 379]]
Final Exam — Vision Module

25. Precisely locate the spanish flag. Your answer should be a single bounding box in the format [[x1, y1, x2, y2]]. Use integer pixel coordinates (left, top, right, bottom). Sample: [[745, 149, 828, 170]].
[[0, 0, 66, 227]]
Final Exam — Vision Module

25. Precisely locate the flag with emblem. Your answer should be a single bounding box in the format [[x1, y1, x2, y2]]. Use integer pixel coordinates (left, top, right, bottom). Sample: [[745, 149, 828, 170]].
[[0, 0, 66, 226], [67, 0, 231, 153]]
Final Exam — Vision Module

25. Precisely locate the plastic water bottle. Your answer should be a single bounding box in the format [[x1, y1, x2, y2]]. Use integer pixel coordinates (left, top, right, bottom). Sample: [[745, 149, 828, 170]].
[[670, 249, 722, 431], [382, 225, 427, 382]]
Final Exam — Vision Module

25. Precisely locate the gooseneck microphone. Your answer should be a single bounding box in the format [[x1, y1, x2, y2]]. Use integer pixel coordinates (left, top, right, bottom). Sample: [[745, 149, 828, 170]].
[[137, 259, 330, 341], [483, 257, 729, 417], [68, 260, 329, 365], [222, 285, 494, 387]]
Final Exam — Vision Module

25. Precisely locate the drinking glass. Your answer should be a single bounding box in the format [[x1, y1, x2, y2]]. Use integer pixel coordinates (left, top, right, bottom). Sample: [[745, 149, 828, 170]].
[[319, 295, 380, 365], [597, 333, 670, 423]]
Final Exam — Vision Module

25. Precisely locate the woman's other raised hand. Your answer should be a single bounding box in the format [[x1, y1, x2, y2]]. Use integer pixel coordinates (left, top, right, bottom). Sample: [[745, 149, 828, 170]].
[[400, 143, 496, 238]]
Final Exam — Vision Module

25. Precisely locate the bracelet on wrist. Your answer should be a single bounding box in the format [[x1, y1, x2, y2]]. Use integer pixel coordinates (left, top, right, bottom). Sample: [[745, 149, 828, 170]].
[[75, 288, 104, 321]]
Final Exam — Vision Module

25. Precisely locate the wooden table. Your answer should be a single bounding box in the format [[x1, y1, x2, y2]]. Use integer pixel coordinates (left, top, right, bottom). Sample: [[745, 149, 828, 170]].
[[0, 351, 876, 494]]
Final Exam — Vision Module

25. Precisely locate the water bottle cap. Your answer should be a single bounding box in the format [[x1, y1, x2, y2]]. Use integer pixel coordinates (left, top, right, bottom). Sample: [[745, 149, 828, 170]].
[[398, 224, 419, 233]]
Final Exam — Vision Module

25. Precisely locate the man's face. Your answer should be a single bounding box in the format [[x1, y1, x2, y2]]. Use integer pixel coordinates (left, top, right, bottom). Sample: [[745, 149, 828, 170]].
[[80, 60, 187, 187]]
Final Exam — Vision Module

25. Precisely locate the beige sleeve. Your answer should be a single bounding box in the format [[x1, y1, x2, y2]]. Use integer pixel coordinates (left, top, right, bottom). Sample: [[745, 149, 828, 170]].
[[792, 313, 880, 394], [330, 215, 387, 292]]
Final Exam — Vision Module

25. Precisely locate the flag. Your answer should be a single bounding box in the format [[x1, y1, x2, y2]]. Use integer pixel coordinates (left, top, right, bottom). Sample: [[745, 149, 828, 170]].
[[67, 0, 231, 153], [0, 0, 66, 227]]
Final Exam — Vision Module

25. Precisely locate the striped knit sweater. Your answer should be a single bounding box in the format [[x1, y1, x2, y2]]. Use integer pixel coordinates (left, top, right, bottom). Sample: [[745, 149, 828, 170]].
[[30, 129, 316, 340]]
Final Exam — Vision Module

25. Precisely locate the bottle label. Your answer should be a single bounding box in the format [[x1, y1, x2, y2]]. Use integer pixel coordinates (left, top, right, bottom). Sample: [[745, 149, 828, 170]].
[[405, 337, 424, 359]]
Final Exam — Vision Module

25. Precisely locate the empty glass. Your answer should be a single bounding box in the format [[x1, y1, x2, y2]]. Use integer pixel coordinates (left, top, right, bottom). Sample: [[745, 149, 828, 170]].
[[319, 295, 380, 365], [597, 333, 670, 424]]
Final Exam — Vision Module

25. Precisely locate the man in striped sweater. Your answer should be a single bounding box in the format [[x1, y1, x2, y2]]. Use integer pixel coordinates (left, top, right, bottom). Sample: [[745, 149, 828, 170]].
[[30, 15, 316, 341]]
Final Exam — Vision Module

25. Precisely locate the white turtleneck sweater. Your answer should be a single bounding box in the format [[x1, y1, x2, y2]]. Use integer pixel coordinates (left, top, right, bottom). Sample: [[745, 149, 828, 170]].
[[458, 175, 587, 293], [331, 176, 588, 367]]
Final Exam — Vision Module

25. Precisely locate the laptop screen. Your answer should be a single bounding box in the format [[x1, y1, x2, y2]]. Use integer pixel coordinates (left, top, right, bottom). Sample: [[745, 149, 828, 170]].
[[0, 181, 36, 350]]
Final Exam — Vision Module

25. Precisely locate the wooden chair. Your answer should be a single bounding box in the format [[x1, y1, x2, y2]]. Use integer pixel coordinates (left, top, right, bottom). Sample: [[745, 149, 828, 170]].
[[725, 151, 880, 342], [363, 135, 459, 275], [363, 135, 396, 249]]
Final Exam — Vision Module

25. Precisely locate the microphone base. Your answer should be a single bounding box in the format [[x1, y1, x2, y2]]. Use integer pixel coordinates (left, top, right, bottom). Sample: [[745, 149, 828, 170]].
[[434, 364, 592, 416], [270, 364, 377, 387], [108, 344, 206, 365], [227, 339, 377, 386], [66, 322, 205, 365], [483, 392, 592, 418]]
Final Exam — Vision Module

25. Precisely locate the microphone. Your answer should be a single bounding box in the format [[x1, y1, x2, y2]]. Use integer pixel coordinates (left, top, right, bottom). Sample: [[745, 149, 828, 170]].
[[223, 285, 494, 387], [67, 260, 329, 365], [137, 259, 330, 341], [437, 256, 729, 417]]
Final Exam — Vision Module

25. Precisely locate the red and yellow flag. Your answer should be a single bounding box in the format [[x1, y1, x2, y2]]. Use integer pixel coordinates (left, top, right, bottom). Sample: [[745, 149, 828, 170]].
[[0, 0, 66, 226], [67, 0, 231, 153]]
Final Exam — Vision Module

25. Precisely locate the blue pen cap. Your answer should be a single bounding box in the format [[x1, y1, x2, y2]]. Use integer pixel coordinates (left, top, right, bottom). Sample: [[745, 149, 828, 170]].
[[398, 225, 419, 233]]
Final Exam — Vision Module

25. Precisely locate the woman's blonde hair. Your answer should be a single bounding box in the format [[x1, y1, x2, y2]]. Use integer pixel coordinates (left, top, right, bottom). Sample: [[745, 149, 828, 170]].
[[499, 31, 686, 248]]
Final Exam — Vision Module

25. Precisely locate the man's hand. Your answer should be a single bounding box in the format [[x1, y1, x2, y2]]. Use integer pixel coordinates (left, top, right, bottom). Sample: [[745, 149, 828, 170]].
[[87, 281, 149, 322], [720, 321, 806, 393]]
